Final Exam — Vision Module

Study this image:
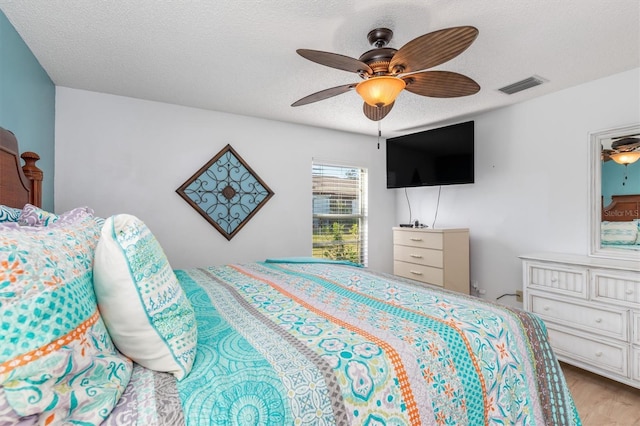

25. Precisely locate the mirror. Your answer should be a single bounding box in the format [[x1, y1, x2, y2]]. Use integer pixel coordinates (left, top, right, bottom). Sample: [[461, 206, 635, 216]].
[[589, 123, 640, 260]]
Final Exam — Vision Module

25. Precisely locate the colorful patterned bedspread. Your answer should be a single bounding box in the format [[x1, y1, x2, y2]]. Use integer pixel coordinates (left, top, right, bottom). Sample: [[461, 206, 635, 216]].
[[106, 261, 581, 425]]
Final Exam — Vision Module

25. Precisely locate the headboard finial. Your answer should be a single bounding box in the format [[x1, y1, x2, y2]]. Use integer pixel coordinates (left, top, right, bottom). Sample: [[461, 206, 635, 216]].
[[21, 151, 42, 178], [21, 151, 43, 207]]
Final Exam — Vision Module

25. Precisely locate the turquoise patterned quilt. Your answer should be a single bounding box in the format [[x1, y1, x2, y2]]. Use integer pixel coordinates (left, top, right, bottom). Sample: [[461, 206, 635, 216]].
[[107, 261, 581, 425]]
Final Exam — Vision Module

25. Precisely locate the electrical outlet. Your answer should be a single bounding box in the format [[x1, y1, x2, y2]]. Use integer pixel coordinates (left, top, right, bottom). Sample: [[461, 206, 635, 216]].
[[516, 290, 523, 303]]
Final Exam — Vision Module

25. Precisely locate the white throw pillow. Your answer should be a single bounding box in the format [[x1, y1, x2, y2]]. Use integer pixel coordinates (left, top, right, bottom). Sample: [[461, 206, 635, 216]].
[[94, 214, 197, 379]]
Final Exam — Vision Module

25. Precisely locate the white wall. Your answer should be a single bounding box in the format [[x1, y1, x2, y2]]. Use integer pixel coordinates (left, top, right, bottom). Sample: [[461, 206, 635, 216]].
[[55, 68, 639, 303], [54, 88, 396, 271], [396, 68, 640, 305]]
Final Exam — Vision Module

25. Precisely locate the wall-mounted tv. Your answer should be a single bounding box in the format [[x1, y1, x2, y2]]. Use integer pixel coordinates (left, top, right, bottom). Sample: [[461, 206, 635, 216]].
[[386, 120, 474, 188]]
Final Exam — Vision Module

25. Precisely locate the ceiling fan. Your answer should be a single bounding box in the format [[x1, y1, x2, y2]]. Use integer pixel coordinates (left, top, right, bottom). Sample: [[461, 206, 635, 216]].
[[291, 26, 481, 121], [602, 136, 640, 165]]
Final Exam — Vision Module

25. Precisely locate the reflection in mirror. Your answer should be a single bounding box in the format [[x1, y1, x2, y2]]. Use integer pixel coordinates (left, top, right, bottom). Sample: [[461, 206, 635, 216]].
[[590, 123, 640, 260]]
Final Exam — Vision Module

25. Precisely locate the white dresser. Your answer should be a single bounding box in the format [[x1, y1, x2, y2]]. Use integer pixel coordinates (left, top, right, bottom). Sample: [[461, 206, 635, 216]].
[[393, 227, 469, 294], [521, 252, 640, 388]]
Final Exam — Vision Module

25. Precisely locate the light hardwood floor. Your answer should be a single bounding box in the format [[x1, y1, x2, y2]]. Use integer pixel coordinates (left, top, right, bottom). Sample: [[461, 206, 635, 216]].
[[561, 362, 640, 425]]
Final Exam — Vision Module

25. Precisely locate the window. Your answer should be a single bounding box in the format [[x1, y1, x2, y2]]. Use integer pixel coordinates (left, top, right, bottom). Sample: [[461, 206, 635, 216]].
[[312, 162, 368, 266]]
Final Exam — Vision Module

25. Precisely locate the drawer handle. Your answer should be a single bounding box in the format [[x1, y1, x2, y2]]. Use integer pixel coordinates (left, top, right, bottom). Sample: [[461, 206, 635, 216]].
[[543, 306, 550, 311], [595, 351, 603, 357], [409, 237, 423, 242], [410, 270, 423, 276], [625, 289, 634, 295], [409, 254, 423, 259], [595, 318, 603, 323], [551, 277, 558, 283]]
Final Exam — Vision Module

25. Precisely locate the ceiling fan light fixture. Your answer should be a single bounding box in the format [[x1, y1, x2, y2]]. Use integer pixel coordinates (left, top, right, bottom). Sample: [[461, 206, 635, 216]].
[[610, 151, 640, 165], [293, 26, 480, 121], [356, 76, 406, 107]]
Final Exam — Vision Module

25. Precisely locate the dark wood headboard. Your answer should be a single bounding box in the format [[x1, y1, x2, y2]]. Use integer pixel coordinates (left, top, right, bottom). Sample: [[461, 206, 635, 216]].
[[0, 127, 43, 208], [602, 194, 640, 222]]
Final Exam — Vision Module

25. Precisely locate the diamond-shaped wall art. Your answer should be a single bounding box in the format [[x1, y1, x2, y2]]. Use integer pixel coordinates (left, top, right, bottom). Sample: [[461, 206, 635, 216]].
[[176, 144, 274, 240]]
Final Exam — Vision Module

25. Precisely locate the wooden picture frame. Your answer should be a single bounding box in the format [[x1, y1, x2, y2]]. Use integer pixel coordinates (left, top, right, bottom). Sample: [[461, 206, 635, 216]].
[[176, 144, 274, 240]]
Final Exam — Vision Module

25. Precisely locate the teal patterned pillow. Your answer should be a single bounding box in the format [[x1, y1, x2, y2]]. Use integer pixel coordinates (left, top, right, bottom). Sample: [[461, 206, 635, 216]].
[[17, 203, 59, 226], [0, 205, 21, 222], [0, 209, 132, 425], [601, 220, 638, 245], [94, 214, 197, 380]]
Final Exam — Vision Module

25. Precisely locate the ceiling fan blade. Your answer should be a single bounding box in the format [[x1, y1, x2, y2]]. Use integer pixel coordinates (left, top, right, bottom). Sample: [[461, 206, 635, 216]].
[[390, 26, 478, 74], [363, 102, 394, 121], [291, 83, 357, 107], [297, 49, 373, 74], [611, 137, 640, 151], [403, 71, 480, 98]]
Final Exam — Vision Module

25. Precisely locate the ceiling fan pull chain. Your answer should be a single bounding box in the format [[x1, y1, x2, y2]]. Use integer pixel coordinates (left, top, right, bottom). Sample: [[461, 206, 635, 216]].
[[377, 121, 381, 150]]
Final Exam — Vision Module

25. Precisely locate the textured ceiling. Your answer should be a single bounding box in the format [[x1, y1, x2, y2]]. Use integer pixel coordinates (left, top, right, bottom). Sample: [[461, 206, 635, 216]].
[[1, 0, 639, 137]]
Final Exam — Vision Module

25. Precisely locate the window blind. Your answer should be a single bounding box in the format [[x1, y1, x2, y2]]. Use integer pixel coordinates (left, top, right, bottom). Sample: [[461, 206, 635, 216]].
[[312, 162, 368, 266]]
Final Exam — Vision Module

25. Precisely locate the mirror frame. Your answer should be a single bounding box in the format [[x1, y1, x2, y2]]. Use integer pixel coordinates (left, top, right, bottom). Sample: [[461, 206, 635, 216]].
[[589, 123, 640, 260]]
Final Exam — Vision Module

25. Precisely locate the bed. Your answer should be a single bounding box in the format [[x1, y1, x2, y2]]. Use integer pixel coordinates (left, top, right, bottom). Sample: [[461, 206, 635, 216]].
[[601, 194, 640, 249], [0, 126, 581, 425]]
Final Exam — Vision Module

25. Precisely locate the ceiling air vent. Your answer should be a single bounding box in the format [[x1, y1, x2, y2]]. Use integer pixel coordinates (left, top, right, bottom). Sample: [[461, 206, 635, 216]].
[[498, 75, 546, 95]]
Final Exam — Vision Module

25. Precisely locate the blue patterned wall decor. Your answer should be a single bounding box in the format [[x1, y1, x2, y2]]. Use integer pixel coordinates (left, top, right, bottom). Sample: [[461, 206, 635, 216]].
[[176, 144, 274, 240]]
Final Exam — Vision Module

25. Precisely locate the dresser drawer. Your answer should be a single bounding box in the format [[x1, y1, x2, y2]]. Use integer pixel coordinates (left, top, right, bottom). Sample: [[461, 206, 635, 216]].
[[394, 245, 443, 267], [547, 327, 627, 377], [525, 262, 587, 298], [592, 269, 640, 308], [530, 293, 627, 340], [393, 261, 443, 286], [393, 231, 443, 250]]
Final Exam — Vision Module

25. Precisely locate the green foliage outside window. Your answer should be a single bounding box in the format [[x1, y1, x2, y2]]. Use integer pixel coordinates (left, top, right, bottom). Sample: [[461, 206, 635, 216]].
[[313, 222, 361, 263]]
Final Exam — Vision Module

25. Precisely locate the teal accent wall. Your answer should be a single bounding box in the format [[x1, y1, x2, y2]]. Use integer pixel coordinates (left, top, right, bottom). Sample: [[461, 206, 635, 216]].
[[0, 10, 55, 210], [602, 159, 640, 206]]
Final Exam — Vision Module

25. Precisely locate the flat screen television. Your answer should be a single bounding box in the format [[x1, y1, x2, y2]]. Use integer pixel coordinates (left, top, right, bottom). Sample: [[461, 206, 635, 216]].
[[386, 120, 474, 188]]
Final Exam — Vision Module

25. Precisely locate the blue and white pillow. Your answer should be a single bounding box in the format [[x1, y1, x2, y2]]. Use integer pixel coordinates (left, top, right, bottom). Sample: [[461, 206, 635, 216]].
[[601, 221, 638, 245], [0, 205, 22, 223], [93, 214, 197, 380]]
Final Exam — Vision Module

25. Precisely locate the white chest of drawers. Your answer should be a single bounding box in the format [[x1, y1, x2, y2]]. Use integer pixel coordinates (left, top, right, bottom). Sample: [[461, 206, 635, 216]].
[[521, 252, 640, 388], [393, 227, 469, 294]]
